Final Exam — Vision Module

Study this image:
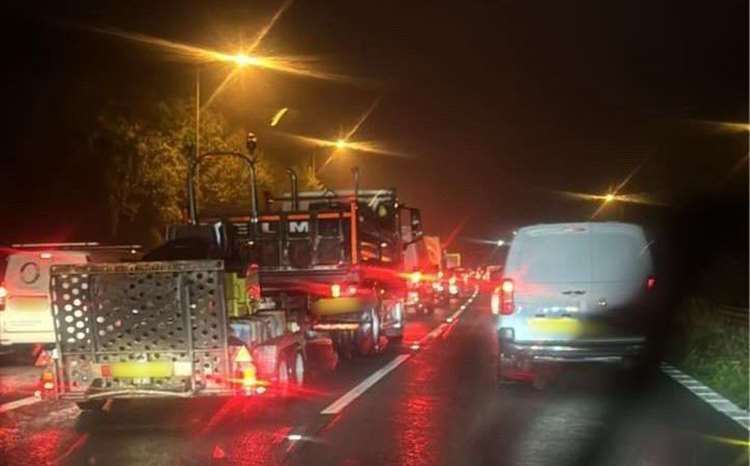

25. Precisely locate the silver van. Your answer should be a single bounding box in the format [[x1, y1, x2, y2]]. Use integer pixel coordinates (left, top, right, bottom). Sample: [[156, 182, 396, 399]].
[[0, 250, 89, 349], [493, 222, 655, 380]]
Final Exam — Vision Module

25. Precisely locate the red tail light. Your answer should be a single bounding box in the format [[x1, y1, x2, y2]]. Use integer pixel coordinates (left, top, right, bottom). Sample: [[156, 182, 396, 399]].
[[247, 283, 261, 301], [500, 278, 514, 315], [647, 276, 656, 290], [0, 285, 6, 311]]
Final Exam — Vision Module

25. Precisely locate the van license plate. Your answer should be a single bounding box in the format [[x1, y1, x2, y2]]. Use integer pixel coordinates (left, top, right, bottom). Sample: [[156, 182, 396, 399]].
[[529, 318, 582, 336]]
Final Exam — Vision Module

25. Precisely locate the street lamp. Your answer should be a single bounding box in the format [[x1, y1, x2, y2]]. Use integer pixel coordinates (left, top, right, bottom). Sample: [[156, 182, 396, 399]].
[[335, 139, 349, 150], [194, 52, 264, 159]]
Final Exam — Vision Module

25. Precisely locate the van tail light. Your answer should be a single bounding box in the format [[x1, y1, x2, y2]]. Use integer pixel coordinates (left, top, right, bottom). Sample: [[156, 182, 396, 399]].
[[500, 279, 515, 315], [0, 285, 6, 311], [647, 276, 656, 290]]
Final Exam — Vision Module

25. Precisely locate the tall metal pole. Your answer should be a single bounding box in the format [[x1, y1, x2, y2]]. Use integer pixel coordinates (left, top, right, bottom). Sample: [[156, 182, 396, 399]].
[[195, 67, 201, 160]]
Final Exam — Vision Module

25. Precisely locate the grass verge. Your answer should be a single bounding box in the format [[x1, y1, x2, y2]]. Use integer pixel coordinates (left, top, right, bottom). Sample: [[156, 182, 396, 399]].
[[668, 298, 748, 410]]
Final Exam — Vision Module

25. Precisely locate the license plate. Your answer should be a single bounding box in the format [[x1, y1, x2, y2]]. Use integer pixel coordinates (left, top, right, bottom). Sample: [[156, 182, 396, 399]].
[[529, 318, 582, 336], [110, 361, 173, 378]]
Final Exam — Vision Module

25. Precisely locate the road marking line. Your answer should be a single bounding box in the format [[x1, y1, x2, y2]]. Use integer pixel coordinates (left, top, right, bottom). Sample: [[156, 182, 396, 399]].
[[321, 354, 410, 415], [661, 363, 749, 431], [0, 395, 41, 413], [320, 295, 475, 416]]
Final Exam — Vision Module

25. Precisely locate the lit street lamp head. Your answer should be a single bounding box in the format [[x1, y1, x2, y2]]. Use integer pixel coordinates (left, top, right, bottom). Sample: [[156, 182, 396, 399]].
[[231, 53, 260, 67], [335, 139, 348, 150], [604, 193, 616, 203]]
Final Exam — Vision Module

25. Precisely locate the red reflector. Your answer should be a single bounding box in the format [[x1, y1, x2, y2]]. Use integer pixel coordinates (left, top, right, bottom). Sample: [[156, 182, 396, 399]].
[[101, 364, 112, 377], [647, 276, 656, 290]]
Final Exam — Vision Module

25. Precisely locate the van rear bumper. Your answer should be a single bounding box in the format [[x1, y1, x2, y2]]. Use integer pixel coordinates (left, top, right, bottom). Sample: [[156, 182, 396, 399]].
[[502, 339, 645, 364]]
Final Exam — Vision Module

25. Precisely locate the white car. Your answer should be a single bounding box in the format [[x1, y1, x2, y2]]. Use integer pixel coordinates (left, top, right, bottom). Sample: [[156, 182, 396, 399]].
[[0, 250, 89, 349], [493, 222, 655, 381]]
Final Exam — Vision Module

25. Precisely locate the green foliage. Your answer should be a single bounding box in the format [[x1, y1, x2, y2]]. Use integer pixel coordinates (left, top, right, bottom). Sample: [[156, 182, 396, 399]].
[[669, 298, 749, 409], [91, 99, 280, 246]]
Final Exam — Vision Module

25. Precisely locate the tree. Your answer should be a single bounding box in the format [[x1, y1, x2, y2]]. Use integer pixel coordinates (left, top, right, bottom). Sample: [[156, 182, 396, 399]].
[[91, 99, 278, 246]]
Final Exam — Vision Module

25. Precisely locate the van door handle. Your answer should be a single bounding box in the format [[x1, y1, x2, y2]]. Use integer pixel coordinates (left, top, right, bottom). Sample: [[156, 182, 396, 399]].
[[561, 290, 586, 295]]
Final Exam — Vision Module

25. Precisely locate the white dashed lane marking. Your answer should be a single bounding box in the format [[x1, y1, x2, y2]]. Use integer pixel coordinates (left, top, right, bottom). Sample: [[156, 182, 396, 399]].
[[661, 362, 749, 430], [0, 395, 41, 414], [321, 290, 478, 416]]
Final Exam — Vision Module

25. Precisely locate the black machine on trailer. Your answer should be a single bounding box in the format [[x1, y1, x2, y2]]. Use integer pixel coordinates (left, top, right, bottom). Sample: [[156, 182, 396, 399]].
[[44, 134, 308, 408]]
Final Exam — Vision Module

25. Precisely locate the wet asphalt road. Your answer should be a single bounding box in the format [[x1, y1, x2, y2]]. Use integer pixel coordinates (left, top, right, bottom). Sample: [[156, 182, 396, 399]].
[[1, 293, 748, 466]]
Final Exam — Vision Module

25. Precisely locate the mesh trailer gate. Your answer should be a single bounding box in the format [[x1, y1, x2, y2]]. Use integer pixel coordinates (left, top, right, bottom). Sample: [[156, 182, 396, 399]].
[[48, 260, 234, 400]]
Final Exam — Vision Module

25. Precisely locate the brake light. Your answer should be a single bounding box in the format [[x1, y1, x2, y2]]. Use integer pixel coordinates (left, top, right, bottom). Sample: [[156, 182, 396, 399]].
[[40, 252, 53, 259], [647, 276, 656, 290], [247, 283, 261, 301], [500, 278, 514, 315], [0, 285, 6, 311]]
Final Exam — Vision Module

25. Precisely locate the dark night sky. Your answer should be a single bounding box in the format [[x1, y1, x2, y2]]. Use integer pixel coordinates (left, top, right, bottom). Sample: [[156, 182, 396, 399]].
[[0, 0, 747, 262]]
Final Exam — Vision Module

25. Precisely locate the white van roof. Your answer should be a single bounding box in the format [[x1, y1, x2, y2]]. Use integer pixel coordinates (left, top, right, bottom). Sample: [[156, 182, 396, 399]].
[[507, 222, 652, 284], [4, 250, 89, 294]]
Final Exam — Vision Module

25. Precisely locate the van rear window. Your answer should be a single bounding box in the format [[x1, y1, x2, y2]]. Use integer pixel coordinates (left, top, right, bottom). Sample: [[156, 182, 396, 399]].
[[513, 232, 590, 283], [591, 232, 650, 282]]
